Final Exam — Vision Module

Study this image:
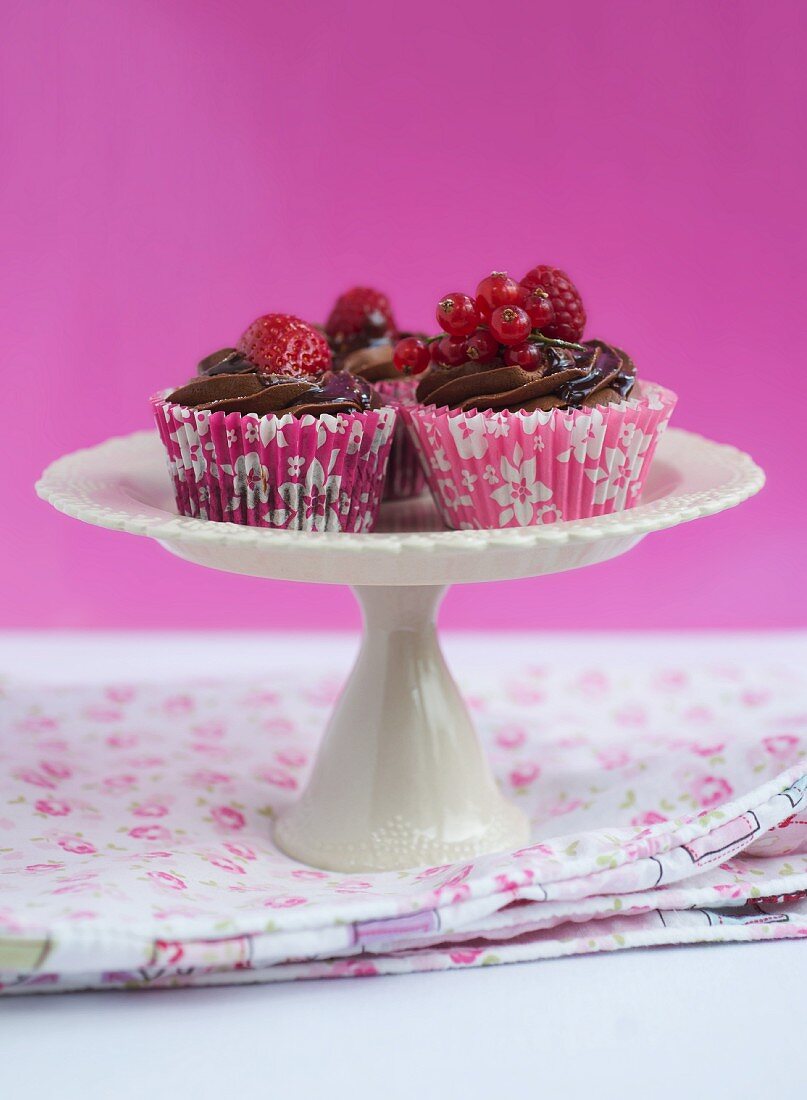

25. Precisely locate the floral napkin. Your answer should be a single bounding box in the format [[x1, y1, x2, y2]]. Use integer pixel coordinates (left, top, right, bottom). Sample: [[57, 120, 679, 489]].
[[1, 656, 805, 993]]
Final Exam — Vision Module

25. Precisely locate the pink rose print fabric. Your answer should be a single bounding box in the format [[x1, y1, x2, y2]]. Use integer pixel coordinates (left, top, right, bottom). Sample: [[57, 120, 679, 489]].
[[0, 657, 805, 995]]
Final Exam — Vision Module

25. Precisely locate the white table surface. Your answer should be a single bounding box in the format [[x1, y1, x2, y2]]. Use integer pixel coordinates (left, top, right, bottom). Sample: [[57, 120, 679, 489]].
[[1, 631, 804, 1100]]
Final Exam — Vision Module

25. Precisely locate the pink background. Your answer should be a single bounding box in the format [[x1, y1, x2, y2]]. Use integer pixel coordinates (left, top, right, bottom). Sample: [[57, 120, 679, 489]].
[[3, 0, 805, 630]]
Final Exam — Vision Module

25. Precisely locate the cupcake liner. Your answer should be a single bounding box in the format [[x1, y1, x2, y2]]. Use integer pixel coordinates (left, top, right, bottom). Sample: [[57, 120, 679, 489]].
[[151, 390, 192, 518], [152, 395, 396, 532], [405, 383, 677, 530], [374, 378, 428, 501]]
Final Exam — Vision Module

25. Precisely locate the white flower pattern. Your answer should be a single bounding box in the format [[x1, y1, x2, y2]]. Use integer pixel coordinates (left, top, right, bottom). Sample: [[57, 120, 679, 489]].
[[585, 447, 640, 504], [556, 411, 606, 464], [536, 503, 563, 523], [259, 416, 288, 448], [435, 478, 473, 511], [233, 453, 271, 503], [266, 459, 342, 531], [490, 445, 553, 526], [448, 414, 489, 459]]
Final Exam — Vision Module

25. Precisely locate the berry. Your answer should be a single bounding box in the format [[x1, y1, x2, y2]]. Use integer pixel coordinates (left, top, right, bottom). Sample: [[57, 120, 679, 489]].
[[504, 342, 545, 372], [465, 328, 499, 364], [475, 272, 523, 322], [489, 305, 531, 346], [520, 266, 586, 341], [430, 340, 448, 366], [436, 292, 480, 337], [522, 287, 555, 332], [393, 336, 430, 375], [435, 335, 470, 366], [237, 314, 332, 378], [325, 287, 397, 350]]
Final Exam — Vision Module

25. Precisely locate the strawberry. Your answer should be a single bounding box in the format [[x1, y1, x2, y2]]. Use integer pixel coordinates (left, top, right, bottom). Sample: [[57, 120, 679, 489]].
[[237, 314, 332, 379], [325, 287, 397, 355]]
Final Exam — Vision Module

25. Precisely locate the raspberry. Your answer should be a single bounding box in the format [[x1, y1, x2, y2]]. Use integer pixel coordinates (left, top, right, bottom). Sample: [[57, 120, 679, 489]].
[[325, 287, 397, 353], [520, 266, 586, 342], [237, 314, 332, 379]]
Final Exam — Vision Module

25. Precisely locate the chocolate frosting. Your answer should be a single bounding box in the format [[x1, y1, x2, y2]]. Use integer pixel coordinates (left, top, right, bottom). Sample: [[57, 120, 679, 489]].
[[341, 342, 399, 383], [168, 366, 380, 417], [196, 347, 257, 377], [337, 331, 428, 384], [416, 340, 636, 413]]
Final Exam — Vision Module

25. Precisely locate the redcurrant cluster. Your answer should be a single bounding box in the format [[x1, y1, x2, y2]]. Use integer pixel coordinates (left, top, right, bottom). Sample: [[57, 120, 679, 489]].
[[393, 267, 586, 376]]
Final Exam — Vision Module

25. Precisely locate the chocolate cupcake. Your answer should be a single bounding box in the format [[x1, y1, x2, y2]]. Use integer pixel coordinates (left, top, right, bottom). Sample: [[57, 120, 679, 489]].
[[324, 287, 426, 500], [400, 267, 676, 529], [153, 314, 396, 532]]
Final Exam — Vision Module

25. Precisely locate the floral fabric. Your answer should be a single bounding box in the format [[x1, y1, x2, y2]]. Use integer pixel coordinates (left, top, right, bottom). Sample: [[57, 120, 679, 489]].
[[1, 655, 805, 994]]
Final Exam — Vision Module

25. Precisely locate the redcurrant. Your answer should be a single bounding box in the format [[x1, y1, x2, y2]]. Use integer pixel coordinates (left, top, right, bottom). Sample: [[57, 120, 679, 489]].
[[436, 292, 480, 337], [465, 328, 500, 364], [475, 272, 522, 322], [503, 341, 545, 372], [522, 286, 555, 331], [489, 305, 531, 346], [393, 336, 430, 375], [435, 335, 470, 366], [430, 339, 447, 366]]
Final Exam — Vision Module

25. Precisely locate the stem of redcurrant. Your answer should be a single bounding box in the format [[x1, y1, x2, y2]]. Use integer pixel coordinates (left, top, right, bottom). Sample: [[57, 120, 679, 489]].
[[527, 332, 587, 352]]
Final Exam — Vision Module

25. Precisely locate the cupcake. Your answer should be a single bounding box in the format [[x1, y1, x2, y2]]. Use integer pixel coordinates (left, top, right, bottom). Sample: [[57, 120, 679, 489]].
[[324, 287, 426, 500], [153, 312, 396, 532], [399, 267, 676, 529]]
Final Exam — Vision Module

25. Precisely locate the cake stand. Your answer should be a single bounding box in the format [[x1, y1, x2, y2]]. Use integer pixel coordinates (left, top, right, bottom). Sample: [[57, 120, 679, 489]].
[[36, 428, 764, 872]]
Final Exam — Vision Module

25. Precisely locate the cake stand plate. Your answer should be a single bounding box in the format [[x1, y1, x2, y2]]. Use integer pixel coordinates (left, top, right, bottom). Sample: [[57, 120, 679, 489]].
[[36, 428, 764, 872]]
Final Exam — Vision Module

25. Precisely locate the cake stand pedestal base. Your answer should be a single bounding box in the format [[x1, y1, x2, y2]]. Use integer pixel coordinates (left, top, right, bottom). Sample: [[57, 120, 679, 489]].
[[274, 585, 530, 872]]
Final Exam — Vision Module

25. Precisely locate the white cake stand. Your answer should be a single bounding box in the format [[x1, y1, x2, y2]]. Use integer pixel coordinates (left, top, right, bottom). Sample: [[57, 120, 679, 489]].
[[36, 428, 764, 872]]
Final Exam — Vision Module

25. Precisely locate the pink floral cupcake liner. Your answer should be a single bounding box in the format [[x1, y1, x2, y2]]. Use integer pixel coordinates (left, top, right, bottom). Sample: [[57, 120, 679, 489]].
[[405, 383, 677, 529], [374, 378, 427, 500], [152, 395, 396, 532]]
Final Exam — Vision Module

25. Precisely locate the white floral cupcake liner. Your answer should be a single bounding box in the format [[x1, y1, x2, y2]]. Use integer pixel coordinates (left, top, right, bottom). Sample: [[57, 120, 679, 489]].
[[153, 395, 396, 532], [404, 383, 677, 529]]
